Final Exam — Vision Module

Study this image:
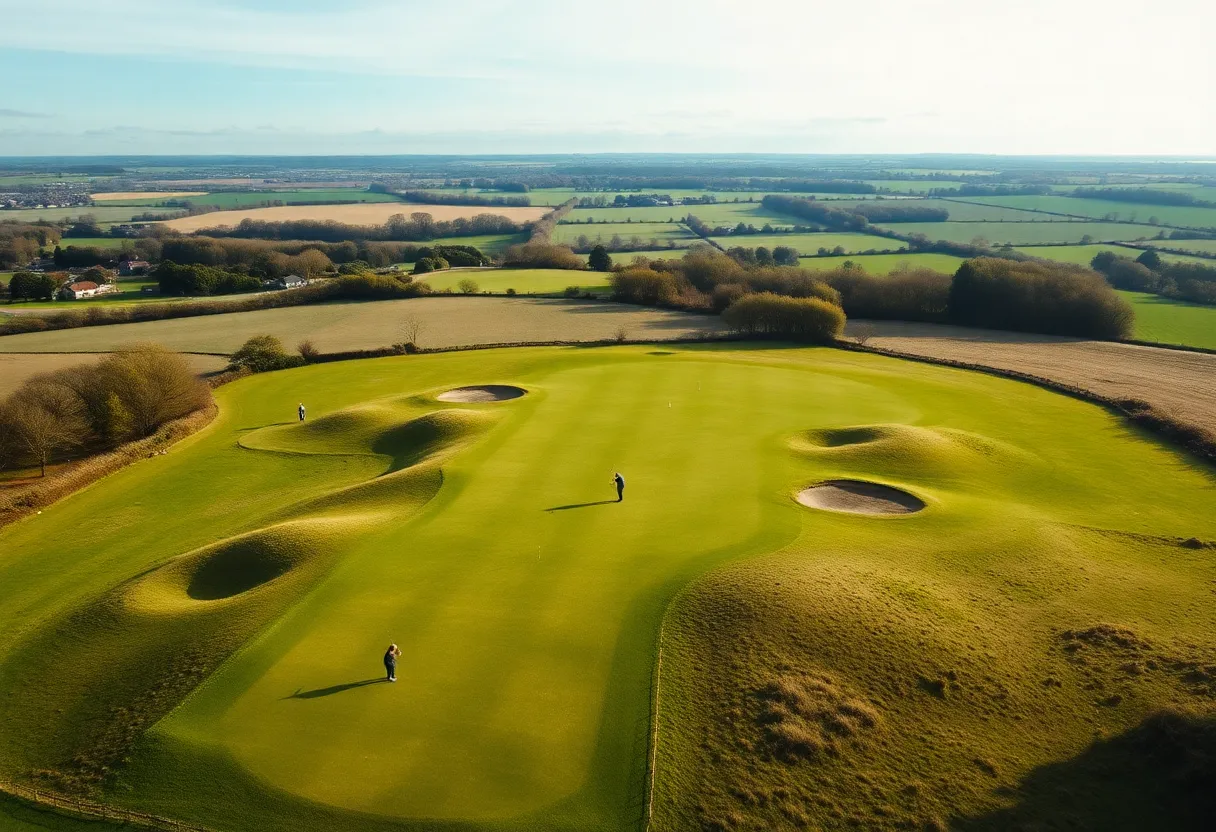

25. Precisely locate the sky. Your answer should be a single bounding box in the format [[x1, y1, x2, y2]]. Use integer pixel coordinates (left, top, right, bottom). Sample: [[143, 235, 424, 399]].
[[0, 0, 1212, 156]]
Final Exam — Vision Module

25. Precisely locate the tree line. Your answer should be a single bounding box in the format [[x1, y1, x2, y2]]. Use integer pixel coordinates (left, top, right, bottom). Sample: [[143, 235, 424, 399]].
[[1090, 250, 1216, 305], [399, 190, 532, 208], [759, 195, 948, 231], [202, 212, 524, 243], [0, 346, 212, 476], [1074, 188, 1216, 209]]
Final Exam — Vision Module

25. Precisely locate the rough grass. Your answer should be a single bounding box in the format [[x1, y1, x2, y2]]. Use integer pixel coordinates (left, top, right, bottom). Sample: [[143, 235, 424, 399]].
[[0, 297, 727, 355], [420, 268, 611, 295], [160, 203, 549, 232], [1115, 290, 1216, 350]]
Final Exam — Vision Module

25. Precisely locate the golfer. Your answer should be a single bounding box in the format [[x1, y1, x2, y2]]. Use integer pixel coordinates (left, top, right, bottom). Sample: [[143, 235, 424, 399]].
[[613, 472, 625, 502], [383, 643, 402, 682], [298, 402, 306, 422]]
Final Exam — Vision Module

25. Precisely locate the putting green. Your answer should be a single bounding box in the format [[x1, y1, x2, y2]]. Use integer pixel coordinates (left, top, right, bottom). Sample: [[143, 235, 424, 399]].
[[0, 345, 1213, 831]]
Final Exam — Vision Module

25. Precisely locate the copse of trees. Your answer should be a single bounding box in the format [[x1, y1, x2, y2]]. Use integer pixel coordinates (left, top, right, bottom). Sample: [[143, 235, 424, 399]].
[[847, 203, 949, 223], [721, 293, 845, 342], [726, 245, 799, 267], [6, 271, 60, 301], [761, 194, 866, 231], [1, 222, 60, 268], [929, 184, 1050, 197], [1074, 188, 1216, 209], [949, 258, 1133, 339], [0, 346, 212, 476], [401, 190, 532, 208], [823, 266, 951, 322], [501, 242, 585, 270], [155, 261, 263, 297], [1090, 250, 1216, 305]]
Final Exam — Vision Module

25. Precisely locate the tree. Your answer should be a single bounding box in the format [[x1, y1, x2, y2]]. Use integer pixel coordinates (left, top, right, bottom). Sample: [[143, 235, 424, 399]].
[[229, 335, 299, 373], [457, 278, 479, 294], [1136, 249, 1162, 271], [8, 385, 86, 476], [588, 245, 612, 272]]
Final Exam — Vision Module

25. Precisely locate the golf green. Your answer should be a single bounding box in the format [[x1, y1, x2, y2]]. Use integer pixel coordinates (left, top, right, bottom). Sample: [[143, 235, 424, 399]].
[[1, 345, 1213, 831]]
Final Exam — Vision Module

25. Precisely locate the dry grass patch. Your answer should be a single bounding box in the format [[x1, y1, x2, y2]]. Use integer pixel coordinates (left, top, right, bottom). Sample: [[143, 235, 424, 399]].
[[161, 202, 549, 232]]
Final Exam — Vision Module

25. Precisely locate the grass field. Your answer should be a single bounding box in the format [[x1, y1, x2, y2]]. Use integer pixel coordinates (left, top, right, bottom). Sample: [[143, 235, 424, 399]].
[[416, 268, 612, 295], [0, 345, 1213, 831], [877, 221, 1161, 246], [161, 204, 550, 233], [861, 179, 967, 193], [1013, 243, 1150, 266], [1117, 290, 1216, 349], [798, 252, 964, 273], [831, 198, 1049, 222], [568, 202, 801, 227], [0, 297, 725, 354], [552, 222, 695, 247], [91, 191, 206, 201], [95, 190, 402, 208], [954, 195, 1216, 230], [709, 232, 906, 254], [0, 206, 185, 225], [411, 233, 529, 257], [1146, 238, 1216, 255]]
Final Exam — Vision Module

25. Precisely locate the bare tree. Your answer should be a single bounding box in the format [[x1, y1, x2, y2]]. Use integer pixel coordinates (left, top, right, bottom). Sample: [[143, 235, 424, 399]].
[[853, 322, 878, 347], [9, 395, 84, 476], [400, 316, 424, 350]]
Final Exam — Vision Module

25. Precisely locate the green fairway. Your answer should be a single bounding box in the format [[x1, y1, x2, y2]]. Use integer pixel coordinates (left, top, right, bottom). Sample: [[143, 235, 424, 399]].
[[1116, 290, 1216, 349], [709, 232, 905, 255], [419, 268, 611, 295], [1, 345, 1214, 831]]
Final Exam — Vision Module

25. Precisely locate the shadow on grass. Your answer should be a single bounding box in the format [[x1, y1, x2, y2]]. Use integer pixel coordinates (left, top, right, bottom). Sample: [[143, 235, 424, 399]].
[[957, 709, 1216, 831], [285, 678, 385, 700], [545, 500, 617, 512]]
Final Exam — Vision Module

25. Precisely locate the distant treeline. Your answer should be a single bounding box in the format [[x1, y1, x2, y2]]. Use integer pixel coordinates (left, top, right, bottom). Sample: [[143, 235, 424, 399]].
[[399, 190, 532, 207], [929, 184, 1051, 197], [1091, 250, 1216, 305], [1073, 188, 1216, 209], [760, 194, 948, 230], [0, 222, 61, 268], [200, 212, 525, 243]]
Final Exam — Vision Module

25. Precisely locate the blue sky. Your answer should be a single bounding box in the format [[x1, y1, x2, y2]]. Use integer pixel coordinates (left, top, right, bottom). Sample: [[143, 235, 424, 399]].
[[1, 0, 1212, 156]]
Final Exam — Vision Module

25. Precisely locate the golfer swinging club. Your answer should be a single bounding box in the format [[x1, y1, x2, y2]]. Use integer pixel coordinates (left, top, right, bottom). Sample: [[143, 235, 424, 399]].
[[298, 402, 306, 422], [613, 472, 625, 502]]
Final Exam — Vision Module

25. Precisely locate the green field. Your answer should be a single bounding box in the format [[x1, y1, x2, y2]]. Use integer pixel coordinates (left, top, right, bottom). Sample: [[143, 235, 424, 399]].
[[1, 345, 1214, 831], [830, 198, 1048, 222], [955, 195, 1216, 230], [96, 189, 402, 208], [417, 268, 611, 295], [0, 206, 184, 225], [1147, 238, 1216, 255], [552, 222, 695, 247], [798, 252, 965, 274], [568, 202, 802, 227], [878, 221, 1161, 246], [1013, 243, 1149, 266], [710, 232, 905, 254], [861, 180, 967, 193], [1117, 290, 1216, 349], [412, 233, 529, 258]]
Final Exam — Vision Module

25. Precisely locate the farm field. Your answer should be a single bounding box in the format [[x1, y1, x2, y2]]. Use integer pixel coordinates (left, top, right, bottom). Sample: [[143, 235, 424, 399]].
[[1, 346, 1214, 831], [53, 236, 144, 250], [955, 195, 1216, 230], [0, 352, 227, 396], [409, 233, 529, 257], [799, 252, 965, 273], [420, 268, 611, 295], [568, 202, 802, 226], [1146, 238, 1216, 255], [91, 191, 206, 201], [862, 179, 966, 193], [1014, 244, 1213, 266], [553, 222, 695, 247], [0, 206, 185, 225], [877, 221, 1161, 245], [160, 203, 550, 232], [1117, 290, 1216, 350], [834, 198, 1049, 222], [0, 297, 726, 354], [96, 190, 402, 208], [435, 189, 876, 207], [841, 319, 1216, 436], [709, 232, 905, 254]]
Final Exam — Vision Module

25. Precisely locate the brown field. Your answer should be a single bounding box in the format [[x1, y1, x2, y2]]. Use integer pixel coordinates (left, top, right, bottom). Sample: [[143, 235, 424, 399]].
[[161, 203, 550, 232], [0, 352, 227, 396], [0, 297, 726, 356], [846, 320, 1216, 436], [90, 191, 206, 201]]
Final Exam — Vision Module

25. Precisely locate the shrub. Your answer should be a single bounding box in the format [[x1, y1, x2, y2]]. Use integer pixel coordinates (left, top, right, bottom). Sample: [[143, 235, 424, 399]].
[[501, 242, 585, 270], [457, 278, 479, 294], [297, 340, 320, 362], [228, 335, 303, 373], [563, 285, 581, 298], [711, 283, 747, 313], [722, 293, 845, 342], [588, 244, 612, 272], [333, 274, 427, 300], [505, 287, 517, 296], [949, 258, 1133, 339], [609, 267, 682, 306]]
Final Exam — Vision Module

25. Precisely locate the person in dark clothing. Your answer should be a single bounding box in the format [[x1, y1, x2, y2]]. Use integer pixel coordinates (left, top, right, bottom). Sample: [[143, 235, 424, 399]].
[[298, 402, 306, 422], [613, 472, 625, 502], [384, 643, 401, 682]]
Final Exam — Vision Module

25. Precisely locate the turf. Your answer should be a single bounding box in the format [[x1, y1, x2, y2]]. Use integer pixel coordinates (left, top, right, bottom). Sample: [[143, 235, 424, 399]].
[[417, 268, 611, 295], [1117, 290, 1216, 349], [0, 345, 1213, 832], [709, 232, 905, 255]]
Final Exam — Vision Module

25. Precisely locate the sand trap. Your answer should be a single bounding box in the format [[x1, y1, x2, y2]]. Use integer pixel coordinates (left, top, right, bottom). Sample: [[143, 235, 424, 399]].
[[796, 480, 924, 516], [437, 385, 526, 403]]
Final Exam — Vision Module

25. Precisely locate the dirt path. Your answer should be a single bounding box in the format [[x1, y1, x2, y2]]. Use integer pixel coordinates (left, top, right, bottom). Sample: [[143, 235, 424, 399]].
[[846, 320, 1216, 437]]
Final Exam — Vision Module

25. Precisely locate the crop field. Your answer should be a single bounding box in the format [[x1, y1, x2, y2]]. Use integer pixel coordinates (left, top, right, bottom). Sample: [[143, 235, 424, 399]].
[[1147, 238, 1216, 255], [552, 222, 695, 247], [709, 232, 905, 254], [798, 252, 964, 273], [876, 221, 1161, 245], [1013, 244, 1212, 266], [568, 202, 802, 226], [861, 179, 967, 193], [0, 352, 227, 396], [95, 190, 402, 208], [0, 297, 726, 354], [420, 268, 612, 295], [91, 191, 207, 201], [1, 345, 1213, 832], [1116, 290, 1216, 350], [411, 233, 529, 257], [161, 203, 551, 233], [955, 195, 1216, 230], [0, 206, 185, 225]]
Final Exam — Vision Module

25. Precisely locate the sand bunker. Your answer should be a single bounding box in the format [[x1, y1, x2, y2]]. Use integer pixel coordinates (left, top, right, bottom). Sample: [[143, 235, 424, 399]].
[[796, 480, 924, 516], [437, 385, 526, 403]]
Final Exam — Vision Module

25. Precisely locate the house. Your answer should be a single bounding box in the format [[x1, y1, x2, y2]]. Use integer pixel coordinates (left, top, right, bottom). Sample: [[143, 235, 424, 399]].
[[119, 260, 151, 276], [58, 281, 116, 300], [267, 274, 307, 290]]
